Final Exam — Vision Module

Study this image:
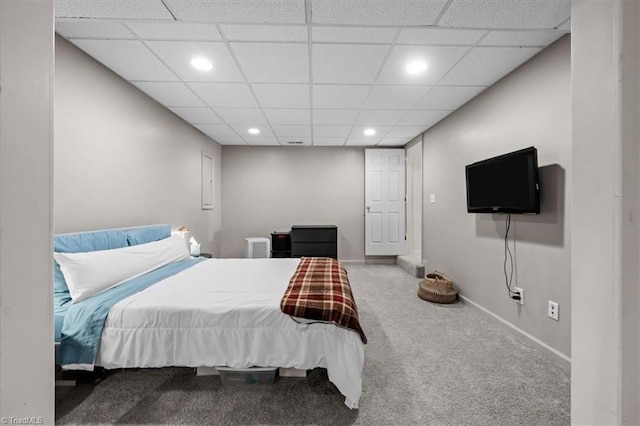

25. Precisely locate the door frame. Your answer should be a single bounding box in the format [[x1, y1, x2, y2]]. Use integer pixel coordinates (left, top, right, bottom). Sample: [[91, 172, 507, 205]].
[[405, 138, 423, 260]]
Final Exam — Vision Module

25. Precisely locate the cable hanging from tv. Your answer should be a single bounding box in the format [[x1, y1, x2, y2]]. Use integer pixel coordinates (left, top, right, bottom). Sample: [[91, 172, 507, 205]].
[[503, 214, 520, 300]]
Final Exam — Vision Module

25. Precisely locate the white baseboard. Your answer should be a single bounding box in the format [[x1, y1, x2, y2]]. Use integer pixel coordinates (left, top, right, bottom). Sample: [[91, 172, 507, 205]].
[[458, 294, 571, 369]]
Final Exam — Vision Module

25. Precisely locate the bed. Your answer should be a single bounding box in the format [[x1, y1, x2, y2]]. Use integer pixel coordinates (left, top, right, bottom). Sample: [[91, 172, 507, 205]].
[[54, 225, 365, 408]]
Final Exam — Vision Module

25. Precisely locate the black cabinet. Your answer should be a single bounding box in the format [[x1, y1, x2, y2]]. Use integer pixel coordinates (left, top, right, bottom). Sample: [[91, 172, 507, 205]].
[[271, 231, 291, 258], [290, 225, 337, 259]]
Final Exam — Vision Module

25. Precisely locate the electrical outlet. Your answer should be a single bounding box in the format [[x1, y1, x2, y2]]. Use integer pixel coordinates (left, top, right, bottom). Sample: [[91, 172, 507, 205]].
[[548, 301, 559, 320], [513, 287, 524, 305]]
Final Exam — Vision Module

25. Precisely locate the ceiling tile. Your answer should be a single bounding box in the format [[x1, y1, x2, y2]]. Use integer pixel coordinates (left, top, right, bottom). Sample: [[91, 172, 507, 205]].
[[146, 41, 243, 82], [272, 126, 312, 137], [231, 43, 309, 83], [312, 27, 397, 44], [55, 2, 570, 152], [313, 44, 389, 84], [195, 124, 239, 138], [377, 45, 468, 85], [263, 109, 311, 125], [71, 39, 177, 81], [345, 137, 380, 146], [356, 110, 406, 126], [312, 85, 370, 109], [214, 108, 268, 124], [312, 138, 346, 146], [415, 86, 485, 110], [169, 107, 223, 124], [212, 136, 248, 145], [440, 46, 541, 86], [313, 126, 352, 137], [349, 126, 391, 139], [378, 137, 410, 146], [126, 22, 222, 41], [311, 0, 450, 25], [313, 109, 359, 126], [439, 0, 571, 29], [385, 126, 426, 138], [396, 28, 486, 46], [133, 82, 204, 107], [480, 30, 566, 47], [364, 85, 430, 109], [232, 125, 274, 138], [55, 0, 174, 19], [189, 83, 258, 108], [244, 137, 282, 146], [221, 25, 308, 42], [55, 19, 135, 39], [164, 0, 306, 24], [252, 84, 310, 108], [397, 110, 450, 127]]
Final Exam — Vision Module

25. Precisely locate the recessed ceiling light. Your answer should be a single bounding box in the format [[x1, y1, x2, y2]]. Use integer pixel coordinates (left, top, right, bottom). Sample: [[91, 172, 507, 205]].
[[406, 60, 428, 75], [364, 128, 376, 136], [248, 128, 260, 135], [190, 57, 213, 71]]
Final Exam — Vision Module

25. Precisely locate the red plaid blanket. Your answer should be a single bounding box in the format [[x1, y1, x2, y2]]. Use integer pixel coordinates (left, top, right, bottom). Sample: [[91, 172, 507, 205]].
[[281, 257, 367, 344]]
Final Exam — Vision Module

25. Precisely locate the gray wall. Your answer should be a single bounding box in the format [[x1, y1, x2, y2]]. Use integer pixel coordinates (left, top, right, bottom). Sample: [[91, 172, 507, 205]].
[[0, 0, 54, 422], [221, 146, 365, 260], [421, 36, 571, 358], [54, 37, 222, 255], [571, 0, 640, 423]]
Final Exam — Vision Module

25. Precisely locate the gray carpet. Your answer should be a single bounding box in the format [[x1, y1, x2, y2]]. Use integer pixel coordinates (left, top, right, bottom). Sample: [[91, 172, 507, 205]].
[[56, 264, 570, 425]]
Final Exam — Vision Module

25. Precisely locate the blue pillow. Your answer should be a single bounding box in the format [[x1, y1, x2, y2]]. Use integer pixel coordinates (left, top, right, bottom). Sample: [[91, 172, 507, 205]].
[[53, 229, 128, 307], [125, 225, 171, 246]]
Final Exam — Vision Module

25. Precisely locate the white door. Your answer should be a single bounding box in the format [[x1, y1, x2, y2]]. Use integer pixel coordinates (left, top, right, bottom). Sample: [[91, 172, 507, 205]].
[[365, 149, 406, 255]]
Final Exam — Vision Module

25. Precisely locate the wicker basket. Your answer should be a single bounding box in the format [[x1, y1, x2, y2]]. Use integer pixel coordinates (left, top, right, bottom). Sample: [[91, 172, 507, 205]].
[[418, 271, 458, 304]]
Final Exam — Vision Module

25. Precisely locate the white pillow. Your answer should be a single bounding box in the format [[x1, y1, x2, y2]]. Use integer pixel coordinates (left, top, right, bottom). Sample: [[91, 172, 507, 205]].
[[54, 234, 190, 303]]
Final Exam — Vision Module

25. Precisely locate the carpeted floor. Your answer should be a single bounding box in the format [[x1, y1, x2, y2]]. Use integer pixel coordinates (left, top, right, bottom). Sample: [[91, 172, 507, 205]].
[[56, 264, 570, 425]]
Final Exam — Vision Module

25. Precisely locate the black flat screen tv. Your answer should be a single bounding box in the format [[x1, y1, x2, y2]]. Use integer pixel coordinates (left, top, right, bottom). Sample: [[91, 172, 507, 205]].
[[465, 147, 540, 214]]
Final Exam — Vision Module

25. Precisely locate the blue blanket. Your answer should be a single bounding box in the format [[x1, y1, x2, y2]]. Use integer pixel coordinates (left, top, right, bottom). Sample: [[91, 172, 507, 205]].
[[59, 258, 205, 369]]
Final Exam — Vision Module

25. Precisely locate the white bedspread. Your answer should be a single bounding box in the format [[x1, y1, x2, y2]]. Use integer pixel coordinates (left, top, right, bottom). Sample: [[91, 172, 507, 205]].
[[94, 258, 364, 408]]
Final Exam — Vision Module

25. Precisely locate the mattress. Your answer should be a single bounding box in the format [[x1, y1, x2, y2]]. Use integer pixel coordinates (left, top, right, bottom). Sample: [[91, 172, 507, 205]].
[[94, 258, 365, 408]]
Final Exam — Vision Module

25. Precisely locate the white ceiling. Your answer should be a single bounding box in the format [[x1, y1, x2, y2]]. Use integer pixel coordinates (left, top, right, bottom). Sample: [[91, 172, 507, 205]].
[[55, 0, 570, 147]]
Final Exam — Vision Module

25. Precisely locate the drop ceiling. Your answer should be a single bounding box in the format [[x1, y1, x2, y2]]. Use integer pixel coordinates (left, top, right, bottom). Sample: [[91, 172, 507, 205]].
[[55, 0, 570, 147]]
